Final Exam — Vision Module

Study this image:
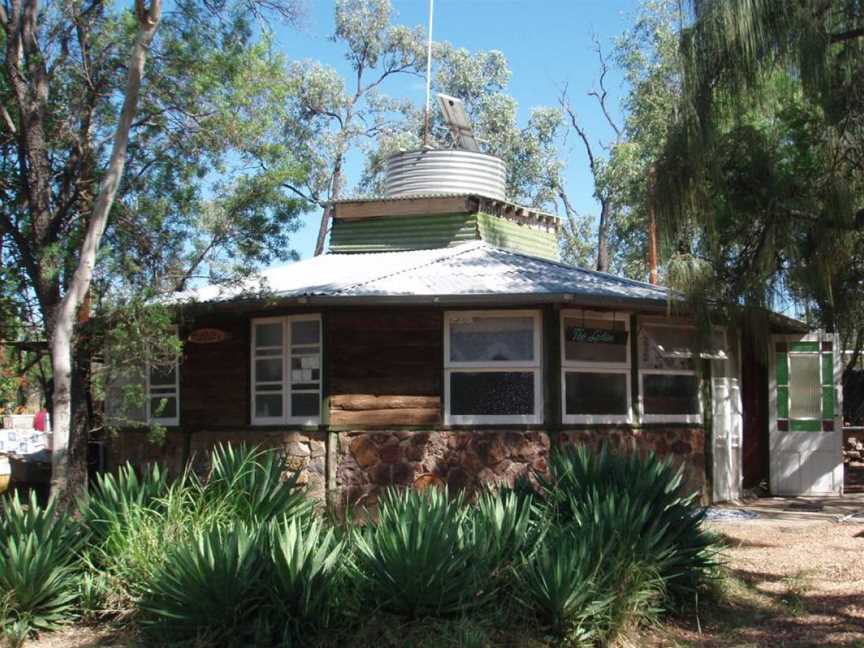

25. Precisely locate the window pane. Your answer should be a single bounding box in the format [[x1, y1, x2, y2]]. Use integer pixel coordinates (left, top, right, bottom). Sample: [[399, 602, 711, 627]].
[[256, 358, 282, 383], [291, 393, 319, 417], [450, 372, 534, 416], [563, 317, 628, 363], [292, 320, 320, 345], [565, 372, 628, 416], [643, 374, 700, 415], [790, 354, 821, 419], [255, 394, 282, 418], [150, 396, 177, 420], [449, 316, 534, 363], [149, 364, 176, 387], [255, 323, 283, 348]]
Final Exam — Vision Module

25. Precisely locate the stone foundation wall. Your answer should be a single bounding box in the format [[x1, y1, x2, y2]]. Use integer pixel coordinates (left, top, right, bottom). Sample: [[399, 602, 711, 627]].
[[104, 425, 706, 506], [337, 430, 550, 509], [559, 427, 706, 497], [104, 429, 327, 499]]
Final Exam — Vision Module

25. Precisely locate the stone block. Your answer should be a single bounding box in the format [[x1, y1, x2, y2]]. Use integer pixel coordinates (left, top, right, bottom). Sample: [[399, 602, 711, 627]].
[[350, 435, 379, 468], [380, 443, 402, 464]]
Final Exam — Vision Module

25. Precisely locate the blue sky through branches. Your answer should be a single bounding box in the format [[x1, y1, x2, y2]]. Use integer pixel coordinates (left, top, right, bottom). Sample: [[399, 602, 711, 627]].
[[273, 0, 640, 259]]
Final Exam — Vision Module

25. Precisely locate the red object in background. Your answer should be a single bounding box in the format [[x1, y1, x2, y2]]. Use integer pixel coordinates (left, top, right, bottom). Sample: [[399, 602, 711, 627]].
[[33, 409, 47, 432]]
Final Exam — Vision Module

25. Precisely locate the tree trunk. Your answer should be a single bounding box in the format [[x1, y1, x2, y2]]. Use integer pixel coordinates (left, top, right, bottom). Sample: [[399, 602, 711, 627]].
[[50, 0, 162, 502], [596, 198, 610, 273]]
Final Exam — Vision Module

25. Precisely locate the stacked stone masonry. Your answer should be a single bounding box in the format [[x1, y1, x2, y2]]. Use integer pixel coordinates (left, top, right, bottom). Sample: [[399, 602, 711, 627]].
[[105, 426, 705, 506]]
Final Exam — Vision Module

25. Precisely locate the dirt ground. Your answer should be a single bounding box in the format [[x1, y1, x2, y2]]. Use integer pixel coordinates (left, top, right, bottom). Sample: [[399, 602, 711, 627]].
[[652, 508, 864, 647]]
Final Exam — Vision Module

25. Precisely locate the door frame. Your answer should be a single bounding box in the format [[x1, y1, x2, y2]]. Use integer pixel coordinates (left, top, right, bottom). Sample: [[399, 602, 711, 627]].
[[768, 331, 844, 496]]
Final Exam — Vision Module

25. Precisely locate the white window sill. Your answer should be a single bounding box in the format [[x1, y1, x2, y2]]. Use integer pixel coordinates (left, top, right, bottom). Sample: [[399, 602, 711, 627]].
[[252, 418, 321, 427], [562, 415, 633, 425], [445, 414, 543, 426], [641, 414, 703, 425]]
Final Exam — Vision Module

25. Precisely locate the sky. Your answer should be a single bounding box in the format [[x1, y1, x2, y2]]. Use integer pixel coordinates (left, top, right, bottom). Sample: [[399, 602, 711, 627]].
[[273, 0, 642, 259]]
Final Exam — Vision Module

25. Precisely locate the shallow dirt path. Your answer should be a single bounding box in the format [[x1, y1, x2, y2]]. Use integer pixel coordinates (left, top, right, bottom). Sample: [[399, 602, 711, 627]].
[[654, 516, 864, 647]]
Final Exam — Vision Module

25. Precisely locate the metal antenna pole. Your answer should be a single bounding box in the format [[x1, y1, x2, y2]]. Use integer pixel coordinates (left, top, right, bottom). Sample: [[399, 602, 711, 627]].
[[422, 0, 434, 148]]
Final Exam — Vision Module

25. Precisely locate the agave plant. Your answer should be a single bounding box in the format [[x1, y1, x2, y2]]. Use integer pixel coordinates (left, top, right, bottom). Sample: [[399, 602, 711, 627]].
[[79, 461, 169, 547], [203, 443, 312, 524], [513, 524, 612, 640], [0, 492, 84, 633], [353, 487, 491, 618], [470, 487, 539, 571], [538, 444, 719, 603], [139, 524, 265, 644], [268, 516, 344, 632]]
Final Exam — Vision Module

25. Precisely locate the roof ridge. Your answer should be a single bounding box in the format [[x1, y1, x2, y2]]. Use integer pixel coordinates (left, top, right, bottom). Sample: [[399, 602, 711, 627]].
[[332, 242, 484, 294]]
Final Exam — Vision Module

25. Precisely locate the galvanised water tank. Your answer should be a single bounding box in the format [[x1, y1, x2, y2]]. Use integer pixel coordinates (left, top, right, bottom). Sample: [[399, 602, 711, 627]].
[[383, 149, 507, 200]]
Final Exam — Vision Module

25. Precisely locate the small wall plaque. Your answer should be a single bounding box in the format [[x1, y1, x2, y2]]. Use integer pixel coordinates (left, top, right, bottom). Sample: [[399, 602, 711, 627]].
[[188, 328, 229, 344]]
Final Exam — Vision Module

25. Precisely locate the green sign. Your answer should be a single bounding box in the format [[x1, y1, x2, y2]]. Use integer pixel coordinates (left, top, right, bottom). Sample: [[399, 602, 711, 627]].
[[567, 327, 628, 345]]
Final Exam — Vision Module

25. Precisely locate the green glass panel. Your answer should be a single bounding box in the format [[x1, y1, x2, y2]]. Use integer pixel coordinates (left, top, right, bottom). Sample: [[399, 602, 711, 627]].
[[789, 341, 820, 352], [777, 386, 789, 418], [822, 386, 834, 418], [790, 419, 821, 432], [822, 353, 833, 386], [776, 352, 789, 385]]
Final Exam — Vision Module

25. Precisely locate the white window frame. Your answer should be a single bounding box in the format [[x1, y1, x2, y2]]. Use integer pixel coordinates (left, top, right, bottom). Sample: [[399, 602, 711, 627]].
[[444, 310, 543, 425], [638, 320, 717, 424], [146, 329, 181, 426], [560, 310, 632, 425], [251, 314, 322, 426]]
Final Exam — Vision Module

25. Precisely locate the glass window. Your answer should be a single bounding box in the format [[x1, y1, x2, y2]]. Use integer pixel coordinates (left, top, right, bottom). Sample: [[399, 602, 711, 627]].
[[565, 372, 628, 416], [563, 316, 629, 364], [638, 320, 711, 423], [445, 311, 542, 424], [147, 334, 180, 425], [789, 354, 821, 419], [449, 316, 535, 363], [450, 372, 535, 416], [252, 315, 321, 424], [642, 373, 701, 416], [561, 311, 631, 423]]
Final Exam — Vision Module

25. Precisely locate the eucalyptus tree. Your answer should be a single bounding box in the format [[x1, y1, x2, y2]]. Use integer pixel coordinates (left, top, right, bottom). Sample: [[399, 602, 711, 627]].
[[360, 44, 583, 252], [258, 0, 428, 256], [653, 0, 864, 348], [0, 0, 305, 500]]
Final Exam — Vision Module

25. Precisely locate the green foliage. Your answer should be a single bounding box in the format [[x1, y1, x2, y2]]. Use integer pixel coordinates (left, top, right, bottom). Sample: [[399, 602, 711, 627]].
[[471, 487, 539, 571], [653, 0, 864, 338], [353, 488, 490, 618], [539, 444, 718, 602], [514, 525, 613, 641], [268, 516, 344, 634], [80, 462, 169, 546], [203, 443, 313, 525], [0, 493, 84, 634], [139, 525, 265, 645]]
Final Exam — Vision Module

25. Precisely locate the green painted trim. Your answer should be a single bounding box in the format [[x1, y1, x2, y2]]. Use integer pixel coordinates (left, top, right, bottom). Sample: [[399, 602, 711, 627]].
[[822, 352, 833, 386], [776, 352, 789, 385], [329, 212, 477, 253], [790, 419, 821, 432], [789, 341, 820, 352], [777, 386, 789, 418], [477, 212, 559, 260], [822, 386, 834, 419]]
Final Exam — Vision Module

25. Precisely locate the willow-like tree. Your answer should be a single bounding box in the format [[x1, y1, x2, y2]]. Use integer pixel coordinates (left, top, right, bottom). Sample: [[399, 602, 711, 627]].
[[654, 0, 863, 350]]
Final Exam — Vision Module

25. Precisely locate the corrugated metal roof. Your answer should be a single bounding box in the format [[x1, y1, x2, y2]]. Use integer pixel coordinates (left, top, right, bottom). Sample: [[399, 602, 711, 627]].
[[174, 242, 671, 306]]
